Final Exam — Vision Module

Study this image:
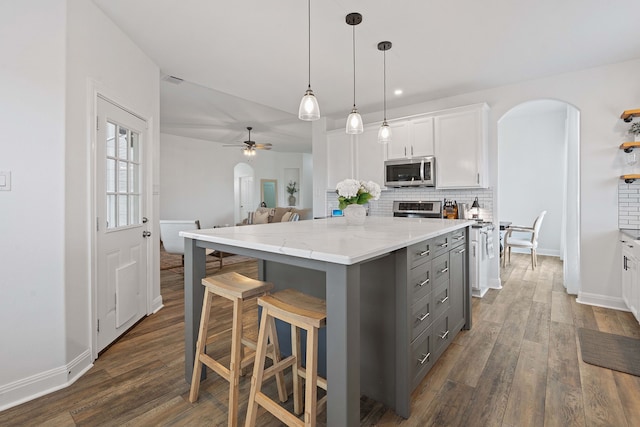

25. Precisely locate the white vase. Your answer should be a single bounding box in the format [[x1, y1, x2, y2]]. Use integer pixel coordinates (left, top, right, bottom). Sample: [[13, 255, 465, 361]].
[[343, 204, 366, 225]]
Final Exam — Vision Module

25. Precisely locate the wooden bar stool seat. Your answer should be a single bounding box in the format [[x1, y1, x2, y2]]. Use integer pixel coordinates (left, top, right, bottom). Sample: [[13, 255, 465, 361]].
[[189, 272, 287, 427], [245, 289, 327, 427]]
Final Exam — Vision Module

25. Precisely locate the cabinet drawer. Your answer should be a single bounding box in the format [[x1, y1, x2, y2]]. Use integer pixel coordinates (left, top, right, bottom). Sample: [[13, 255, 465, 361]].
[[432, 234, 451, 258], [409, 240, 433, 268], [411, 325, 434, 389], [411, 293, 432, 341], [450, 229, 466, 249], [410, 260, 431, 302], [432, 314, 451, 358], [432, 281, 450, 321], [432, 253, 450, 286]]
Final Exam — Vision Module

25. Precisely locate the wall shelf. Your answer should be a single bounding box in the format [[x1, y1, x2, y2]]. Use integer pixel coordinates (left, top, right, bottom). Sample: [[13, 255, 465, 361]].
[[621, 174, 640, 183], [621, 109, 640, 122], [620, 142, 640, 152]]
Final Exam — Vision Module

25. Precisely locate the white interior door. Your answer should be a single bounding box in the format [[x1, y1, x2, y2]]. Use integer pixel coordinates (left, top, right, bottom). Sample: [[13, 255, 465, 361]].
[[239, 176, 254, 221], [96, 97, 148, 353]]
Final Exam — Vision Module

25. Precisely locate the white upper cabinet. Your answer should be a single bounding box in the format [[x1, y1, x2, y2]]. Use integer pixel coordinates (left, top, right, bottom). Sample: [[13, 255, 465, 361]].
[[386, 117, 434, 160], [409, 116, 434, 158], [434, 103, 489, 189], [355, 126, 386, 186], [326, 131, 353, 189]]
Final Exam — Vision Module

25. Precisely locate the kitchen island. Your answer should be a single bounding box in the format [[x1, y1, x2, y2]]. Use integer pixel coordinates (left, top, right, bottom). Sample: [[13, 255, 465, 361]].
[[181, 216, 474, 426]]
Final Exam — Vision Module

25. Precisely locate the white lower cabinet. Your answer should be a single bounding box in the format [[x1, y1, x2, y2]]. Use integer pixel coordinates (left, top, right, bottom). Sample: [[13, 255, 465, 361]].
[[621, 238, 640, 323]]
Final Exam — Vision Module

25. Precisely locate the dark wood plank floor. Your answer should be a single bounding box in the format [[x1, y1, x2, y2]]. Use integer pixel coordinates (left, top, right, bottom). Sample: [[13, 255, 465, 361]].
[[1, 253, 639, 426]]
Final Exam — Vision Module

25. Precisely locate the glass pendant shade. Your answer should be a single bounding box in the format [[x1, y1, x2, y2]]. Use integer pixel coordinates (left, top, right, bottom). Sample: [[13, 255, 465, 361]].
[[346, 108, 364, 134], [298, 89, 320, 120], [378, 121, 392, 144]]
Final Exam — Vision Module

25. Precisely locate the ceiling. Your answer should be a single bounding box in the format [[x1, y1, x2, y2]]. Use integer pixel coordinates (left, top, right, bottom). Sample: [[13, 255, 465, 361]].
[[93, 0, 640, 153]]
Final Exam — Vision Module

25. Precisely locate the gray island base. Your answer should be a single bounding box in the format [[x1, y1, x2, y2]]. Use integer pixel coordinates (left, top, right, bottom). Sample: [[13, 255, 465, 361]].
[[181, 216, 473, 426]]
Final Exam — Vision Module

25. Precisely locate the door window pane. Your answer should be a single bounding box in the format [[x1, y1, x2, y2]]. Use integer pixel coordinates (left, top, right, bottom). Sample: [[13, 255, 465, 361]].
[[129, 163, 139, 192], [118, 127, 128, 160], [106, 159, 116, 193], [107, 123, 116, 157], [107, 195, 116, 229], [130, 195, 139, 224], [118, 195, 128, 226], [118, 161, 128, 193], [130, 132, 140, 162]]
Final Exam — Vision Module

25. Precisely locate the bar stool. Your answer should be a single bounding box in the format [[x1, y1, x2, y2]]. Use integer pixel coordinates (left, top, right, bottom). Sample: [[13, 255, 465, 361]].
[[245, 289, 327, 427], [189, 272, 287, 427]]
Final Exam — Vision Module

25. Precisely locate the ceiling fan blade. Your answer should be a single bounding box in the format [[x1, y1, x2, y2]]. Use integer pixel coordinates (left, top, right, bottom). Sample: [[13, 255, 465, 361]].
[[222, 144, 244, 147]]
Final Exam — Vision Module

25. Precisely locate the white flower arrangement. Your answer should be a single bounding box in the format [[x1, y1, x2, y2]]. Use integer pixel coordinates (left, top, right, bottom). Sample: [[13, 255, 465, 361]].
[[630, 122, 640, 135], [336, 179, 381, 210]]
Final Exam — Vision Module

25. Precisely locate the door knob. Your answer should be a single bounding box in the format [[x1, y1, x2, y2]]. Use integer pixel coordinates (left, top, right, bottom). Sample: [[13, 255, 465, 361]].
[[142, 217, 148, 223], [142, 231, 151, 238]]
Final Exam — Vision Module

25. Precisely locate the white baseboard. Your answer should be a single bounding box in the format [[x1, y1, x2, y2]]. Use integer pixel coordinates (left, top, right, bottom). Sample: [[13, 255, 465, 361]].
[[489, 278, 502, 290], [151, 295, 164, 314], [576, 292, 628, 311], [0, 350, 93, 412]]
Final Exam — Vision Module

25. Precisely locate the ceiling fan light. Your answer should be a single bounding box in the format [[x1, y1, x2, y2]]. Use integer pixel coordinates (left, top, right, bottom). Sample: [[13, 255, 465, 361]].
[[346, 108, 363, 134], [298, 89, 320, 120], [378, 121, 392, 144]]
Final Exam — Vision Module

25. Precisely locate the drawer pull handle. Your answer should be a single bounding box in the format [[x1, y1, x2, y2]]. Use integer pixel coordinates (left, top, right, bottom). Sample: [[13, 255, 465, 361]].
[[453, 235, 464, 241], [418, 352, 431, 365], [439, 330, 449, 340], [417, 278, 430, 287], [439, 242, 448, 248], [439, 267, 449, 274], [457, 248, 466, 254], [438, 295, 449, 304], [419, 250, 430, 257], [417, 312, 430, 322]]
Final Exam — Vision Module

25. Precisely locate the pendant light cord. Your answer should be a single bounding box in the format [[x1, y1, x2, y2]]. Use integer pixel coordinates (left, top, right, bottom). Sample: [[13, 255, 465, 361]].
[[383, 48, 387, 121], [307, 0, 311, 89], [352, 25, 356, 108]]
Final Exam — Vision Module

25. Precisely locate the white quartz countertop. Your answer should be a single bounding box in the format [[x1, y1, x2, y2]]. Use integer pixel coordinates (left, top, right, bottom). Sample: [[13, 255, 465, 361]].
[[180, 216, 475, 265]]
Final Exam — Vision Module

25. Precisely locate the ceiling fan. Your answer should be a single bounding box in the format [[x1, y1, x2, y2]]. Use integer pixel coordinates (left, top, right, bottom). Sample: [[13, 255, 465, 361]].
[[223, 126, 272, 156]]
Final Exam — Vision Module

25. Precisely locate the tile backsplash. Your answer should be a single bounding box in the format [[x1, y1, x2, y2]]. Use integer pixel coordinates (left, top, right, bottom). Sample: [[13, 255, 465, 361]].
[[619, 180, 640, 229], [327, 187, 494, 222]]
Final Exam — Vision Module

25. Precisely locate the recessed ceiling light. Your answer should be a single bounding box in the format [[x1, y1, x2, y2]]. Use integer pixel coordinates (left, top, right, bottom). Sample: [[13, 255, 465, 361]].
[[394, 89, 403, 96]]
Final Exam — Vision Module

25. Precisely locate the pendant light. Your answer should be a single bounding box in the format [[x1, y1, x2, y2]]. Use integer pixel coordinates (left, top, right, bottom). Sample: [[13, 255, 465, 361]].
[[377, 41, 392, 144], [298, 0, 320, 121], [345, 12, 363, 134]]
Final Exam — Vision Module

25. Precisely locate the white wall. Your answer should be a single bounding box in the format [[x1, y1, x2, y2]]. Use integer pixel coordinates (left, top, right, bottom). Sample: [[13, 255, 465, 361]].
[[0, 1, 67, 405], [160, 133, 312, 227], [317, 57, 640, 309], [0, 0, 160, 411], [498, 103, 567, 256]]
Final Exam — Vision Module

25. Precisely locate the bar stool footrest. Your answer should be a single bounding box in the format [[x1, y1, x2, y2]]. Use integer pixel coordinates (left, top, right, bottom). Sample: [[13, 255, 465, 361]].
[[255, 392, 304, 427]]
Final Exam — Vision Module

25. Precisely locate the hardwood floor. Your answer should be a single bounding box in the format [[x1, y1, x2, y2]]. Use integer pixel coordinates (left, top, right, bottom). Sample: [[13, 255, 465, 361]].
[[1, 254, 639, 426]]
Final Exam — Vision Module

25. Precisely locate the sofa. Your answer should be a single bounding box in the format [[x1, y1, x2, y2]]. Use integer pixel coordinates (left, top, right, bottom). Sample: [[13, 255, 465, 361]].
[[242, 206, 312, 225]]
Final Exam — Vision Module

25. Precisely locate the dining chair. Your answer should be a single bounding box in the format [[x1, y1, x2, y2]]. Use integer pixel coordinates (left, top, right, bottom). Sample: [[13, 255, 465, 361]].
[[502, 211, 547, 270]]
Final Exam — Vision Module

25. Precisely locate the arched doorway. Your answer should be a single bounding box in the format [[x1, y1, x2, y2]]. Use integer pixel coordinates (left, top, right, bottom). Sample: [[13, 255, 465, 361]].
[[234, 163, 254, 224], [498, 99, 580, 294]]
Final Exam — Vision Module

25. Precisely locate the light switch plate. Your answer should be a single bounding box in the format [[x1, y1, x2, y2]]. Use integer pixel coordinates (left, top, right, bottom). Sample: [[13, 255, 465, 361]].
[[0, 170, 11, 191]]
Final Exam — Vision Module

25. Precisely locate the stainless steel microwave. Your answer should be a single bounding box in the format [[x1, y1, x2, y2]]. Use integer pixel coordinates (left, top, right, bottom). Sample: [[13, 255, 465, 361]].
[[384, 156, 435, 187]]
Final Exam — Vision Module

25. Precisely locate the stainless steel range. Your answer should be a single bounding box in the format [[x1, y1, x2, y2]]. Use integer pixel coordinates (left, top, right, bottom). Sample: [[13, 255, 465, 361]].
[[393, 200, 443, 218]]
